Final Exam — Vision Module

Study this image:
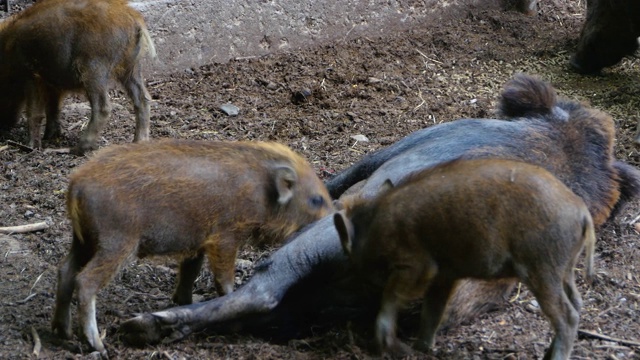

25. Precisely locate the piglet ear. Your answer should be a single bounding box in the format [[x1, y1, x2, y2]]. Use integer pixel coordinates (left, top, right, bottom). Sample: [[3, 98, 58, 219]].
[[272, 164, 298, 205], [379, 178, 394, 194], [334, 210, 354, 256]]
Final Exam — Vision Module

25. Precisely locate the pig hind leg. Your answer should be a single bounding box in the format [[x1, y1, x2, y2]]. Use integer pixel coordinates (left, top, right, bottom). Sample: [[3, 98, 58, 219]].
[[119, 67, 151, 143], [74, 68, 112, 155], [172, 252, 205, 305], [562, 254, 583, 312], [75, 233, 137, 354], [525, 270, 579, 360], [52, 233, 95, 339]]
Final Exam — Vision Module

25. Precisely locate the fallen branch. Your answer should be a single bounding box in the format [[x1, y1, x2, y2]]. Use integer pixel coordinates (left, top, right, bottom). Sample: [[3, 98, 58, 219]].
[[6, 140, 34, 152], [0, 222, 49, 234], [43, 147, 71, 154], [579, 329, 640, 347], [31, 326, 41, 357]]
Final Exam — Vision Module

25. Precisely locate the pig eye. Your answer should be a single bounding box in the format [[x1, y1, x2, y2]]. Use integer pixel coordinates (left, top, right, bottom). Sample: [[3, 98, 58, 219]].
[[309, 195, 325, 208]]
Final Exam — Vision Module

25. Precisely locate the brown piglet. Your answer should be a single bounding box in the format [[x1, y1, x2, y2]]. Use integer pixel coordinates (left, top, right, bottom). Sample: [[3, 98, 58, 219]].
[[0, 0, 156, 155], [334, 158, 595, 360], [53, 139, 334, 356]]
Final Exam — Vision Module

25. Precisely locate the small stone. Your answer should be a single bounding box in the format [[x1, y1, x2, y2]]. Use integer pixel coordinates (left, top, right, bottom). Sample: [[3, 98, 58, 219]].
[[350, 134, 369, 142], [220, 103, 240, 116], [266, 82, 278, 90]]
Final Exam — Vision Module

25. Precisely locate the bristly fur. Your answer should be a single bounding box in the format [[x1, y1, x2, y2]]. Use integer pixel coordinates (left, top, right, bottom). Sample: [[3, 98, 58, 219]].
[[498, 73, 556, 118]]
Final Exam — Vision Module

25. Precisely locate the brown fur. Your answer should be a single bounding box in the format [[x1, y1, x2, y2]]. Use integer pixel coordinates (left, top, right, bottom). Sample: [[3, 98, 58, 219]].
[[0, 0, 156, 154], [52, 139, 334, 355], [336, 158, 595, 359]]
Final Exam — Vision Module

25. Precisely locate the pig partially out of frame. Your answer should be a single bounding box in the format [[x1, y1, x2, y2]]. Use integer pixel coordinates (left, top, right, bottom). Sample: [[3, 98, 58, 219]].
[[119, 74, 640, 350], [570, 0, 640, 75], [0, 0, 156, 155], [335, 158, 595, 359], [52, 140, 334, 356]]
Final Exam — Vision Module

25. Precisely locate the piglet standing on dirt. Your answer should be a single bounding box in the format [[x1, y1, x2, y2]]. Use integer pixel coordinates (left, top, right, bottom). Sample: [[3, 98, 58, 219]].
[[52, 139, 334, 356], [0, 0, 156, 155], [335, 158, 595, 359]]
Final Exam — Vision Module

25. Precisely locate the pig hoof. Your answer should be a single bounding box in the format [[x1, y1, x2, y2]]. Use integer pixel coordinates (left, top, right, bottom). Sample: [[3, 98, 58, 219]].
[[71, 144, 95, 156], [413, 339, 432, 353], [51, 323, 72, 339], [387, 340, 413, 357]]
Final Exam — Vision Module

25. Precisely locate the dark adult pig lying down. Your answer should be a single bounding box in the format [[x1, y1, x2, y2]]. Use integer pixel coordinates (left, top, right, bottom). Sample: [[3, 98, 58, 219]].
[[120, 74, 640, 346]]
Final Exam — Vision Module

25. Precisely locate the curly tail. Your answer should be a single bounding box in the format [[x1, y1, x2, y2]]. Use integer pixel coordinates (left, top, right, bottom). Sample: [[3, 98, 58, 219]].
[[498, 73, 557, 118], [138, 24, 157, 61]]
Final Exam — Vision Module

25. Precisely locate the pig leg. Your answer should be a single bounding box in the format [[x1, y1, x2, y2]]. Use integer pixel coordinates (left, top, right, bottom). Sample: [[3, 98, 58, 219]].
[[527, 274, 579, 360], [75, 234, 137, 355], [414, 277, 456, 352], [562, 256, 583, 312], [172, 252, 205, 305], [52, 234, 95, 339], [43, 88, 63, 142], [25, 82, 45, 149], [375, 263, 434, 355], [204, 235, 238, 296], [75, 74, 112, 155], [120, 69, 151, 143]]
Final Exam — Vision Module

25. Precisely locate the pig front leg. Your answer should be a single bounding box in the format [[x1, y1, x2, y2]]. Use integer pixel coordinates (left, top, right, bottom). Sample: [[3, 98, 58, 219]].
[[172, 252, 205, 305], [413, 277, 456, 352], [205, 234, 238, 296]]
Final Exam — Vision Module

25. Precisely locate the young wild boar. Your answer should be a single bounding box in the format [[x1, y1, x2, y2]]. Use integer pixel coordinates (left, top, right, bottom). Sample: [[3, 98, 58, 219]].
[[52, 140, 334, 355], [0, 0, 156, 155], [334, 158, 595, 360]]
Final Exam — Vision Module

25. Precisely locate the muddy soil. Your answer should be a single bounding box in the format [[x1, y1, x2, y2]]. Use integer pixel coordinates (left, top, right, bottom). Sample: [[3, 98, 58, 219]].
[[1, 1, 639, 359]]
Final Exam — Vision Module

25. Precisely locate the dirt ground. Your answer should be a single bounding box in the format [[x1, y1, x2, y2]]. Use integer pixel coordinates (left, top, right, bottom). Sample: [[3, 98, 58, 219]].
[[1, 0, 639, 359]]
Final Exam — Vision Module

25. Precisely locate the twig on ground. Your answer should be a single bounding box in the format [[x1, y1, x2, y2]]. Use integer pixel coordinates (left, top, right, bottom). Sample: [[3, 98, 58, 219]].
[[579, 329, 640, 347], [627, 212, 640, 225], [29, 271, 46, 294], [6, 140, 34, 152], [17, 293, 38, 305], [0, 222, 49, 234], [415, 48, 443, 64], [0, 145, 8, 152], [31, 326, 41, 357], [42, 147, 71, 154]]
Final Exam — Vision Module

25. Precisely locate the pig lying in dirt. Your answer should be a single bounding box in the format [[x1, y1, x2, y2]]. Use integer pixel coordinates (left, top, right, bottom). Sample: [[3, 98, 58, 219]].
[[119, 74, 640, 347], [335, 158, 595, 359], [0, 0, 156, 155], [570, 0, 640, 75], [52, 140, 333, 356]]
